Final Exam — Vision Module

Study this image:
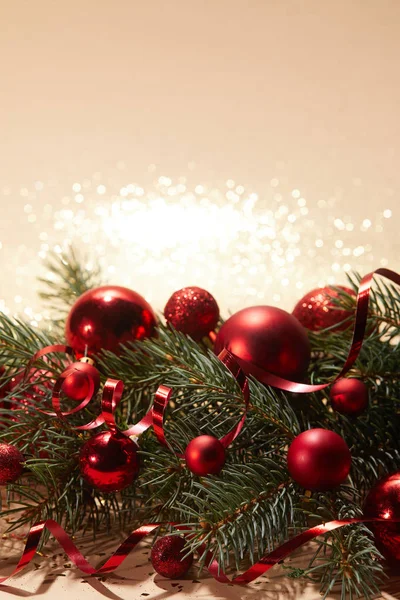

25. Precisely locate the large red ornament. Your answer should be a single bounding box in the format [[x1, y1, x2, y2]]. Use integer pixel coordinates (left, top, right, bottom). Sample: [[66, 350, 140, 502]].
[[364, 472, 400, 566], [287, 428, 351, 491], [0, 366, 11, 409], [61, 360, 100, 402], [164, 286, 220, 341], [330, 378, 369, 417], [66, 285, 157, 357], [185, 435, 226, 476], [79, 431, 140, 493], [151, 535, 194, 579], [0, 443, 24, 485], [292, 285, 356, 332], [214, 306, 311, 381]]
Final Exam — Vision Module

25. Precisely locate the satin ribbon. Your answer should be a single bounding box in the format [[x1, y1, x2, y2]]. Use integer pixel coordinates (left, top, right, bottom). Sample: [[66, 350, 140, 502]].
[[1, 516, 398, 586]]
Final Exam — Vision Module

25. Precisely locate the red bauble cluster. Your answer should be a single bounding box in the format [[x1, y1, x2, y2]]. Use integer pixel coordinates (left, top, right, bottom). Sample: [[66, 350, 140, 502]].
[[185, 435, 226, 476], [61, 360, 100, 402], [287, 428, 351, 491], [151, 535, 194, 579], [214, 306, 311, 381], [164, 286, 220, 341], [330, 378, 369, 417], [66, 285, 157, 357], [364, 472, 400, 566], [292, 285, 356, 331], [0, 443, 24, 485], [79, 431, 140, 493]]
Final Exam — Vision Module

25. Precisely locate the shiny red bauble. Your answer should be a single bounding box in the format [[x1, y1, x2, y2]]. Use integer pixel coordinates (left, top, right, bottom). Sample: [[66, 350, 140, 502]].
[[330, 378, 369, 417], [164, 286, 220, 341], [0, 443, 24, 485], [364, 472, 400, 566], [66, 285, 157, 357], [79, 431, 140, 493], [151, 535, 194, 579], [185, 435, 226, 476], [0, 366, 11, 409], [287, 428, 351, 491], [61, 361, 101, 402], [214, 306, 311, 381], [292, 285, 356, 331]]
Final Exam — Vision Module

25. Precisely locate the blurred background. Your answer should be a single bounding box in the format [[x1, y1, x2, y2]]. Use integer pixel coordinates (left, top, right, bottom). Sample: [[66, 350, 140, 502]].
[[1, 0, 399, 323]]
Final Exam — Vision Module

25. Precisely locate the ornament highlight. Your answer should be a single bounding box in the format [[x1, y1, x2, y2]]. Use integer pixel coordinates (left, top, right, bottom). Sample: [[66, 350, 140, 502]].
[[66, 285, 157, 357], [164, 286, 219, 341], [185, 435, 226, 476], [292, 285, 356, 331], [61, 360, 100, 402], [79, 431, 140, 492], [214, 305, 311, 381], [0, 443, 24, 485], [287, 428, 351, 490], [330, 378, 368, 417], [151, 535, 194, 579]]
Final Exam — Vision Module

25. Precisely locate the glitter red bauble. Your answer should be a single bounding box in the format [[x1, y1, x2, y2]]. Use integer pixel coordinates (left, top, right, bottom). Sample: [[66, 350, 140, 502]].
[[0, 443, 24, 485], [185, 435, 226, 476], [287, 428, 351, 491], [61, 361, 101, 402], [164, 286, 220, 341], [151, 535, 194, 579], [214, 306, 311, 381], [364, 472, 400, 566], [79, 431, 140, 493], [330, 378, 369, 417], [66, 285, 157, 357], [292, 286, 356, 331]]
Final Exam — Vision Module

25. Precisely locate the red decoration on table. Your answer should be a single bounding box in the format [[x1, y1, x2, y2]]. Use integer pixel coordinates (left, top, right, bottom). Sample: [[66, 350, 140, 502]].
[[292, 285, 356, 331], [287, 428, 351, 491], [61, 359, 100, 402], [164, 286, 220, 341], [65, 285, 157, 357], [330, 378, 369, 417], [214, 306, 311, 381], [0, 443, 24, 485], [151, 535, 194, 579], [185, 435, 226, 476], [364, 472, 400, 566], [79, 431, 140, 492]]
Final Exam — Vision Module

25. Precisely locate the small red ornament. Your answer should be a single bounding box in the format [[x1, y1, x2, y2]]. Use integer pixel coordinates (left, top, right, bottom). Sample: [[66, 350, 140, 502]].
[[66, 285, 157, 357], [0, 443, 24, 485], [214, 306, 311, 381], [185, 435, 226, 476], [79, 431, 140, 493], [292, 285, 356, 332], [164, 286, 220, 341], [330, 378, 369, 417], [151, 535, 194, 579], [363, 472, 400, 566], [287, 428, 351, 491], [61, 360, 100, 402]]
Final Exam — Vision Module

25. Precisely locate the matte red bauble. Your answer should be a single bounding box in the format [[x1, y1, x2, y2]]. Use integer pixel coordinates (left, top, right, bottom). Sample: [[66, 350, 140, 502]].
[[185, 435, 226, 476], [151, 535, 194, 579], [364, 472, 400, 566], [287, 428, 351, 491], [61, 361, 100, 402], [0, 443, 24, 485], [330, 378, 368, 417], [79, 431, 140, 492], [66, 285, 157, 357], [164, 286, 219, 341], [292, 286, 356, 331], [214, 306, 311, 381]]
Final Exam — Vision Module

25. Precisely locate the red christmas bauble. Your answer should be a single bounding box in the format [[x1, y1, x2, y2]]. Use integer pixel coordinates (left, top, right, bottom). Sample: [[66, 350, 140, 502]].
[[292, 286, 356, 331], [79, 431, 140, 492], [0, 443, 24, 485], [185, 435, 226, 476], [61, 361, 100, 402], [287, 428, 351, 491], [364, 472, 400, 566], [214, 306, 311, 381], [66, 285, 157, 357], [164, 286, 219, 341], [0, 366, 11, 409], [151, 535, 194, 579], [330, 378, 369, 417]]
